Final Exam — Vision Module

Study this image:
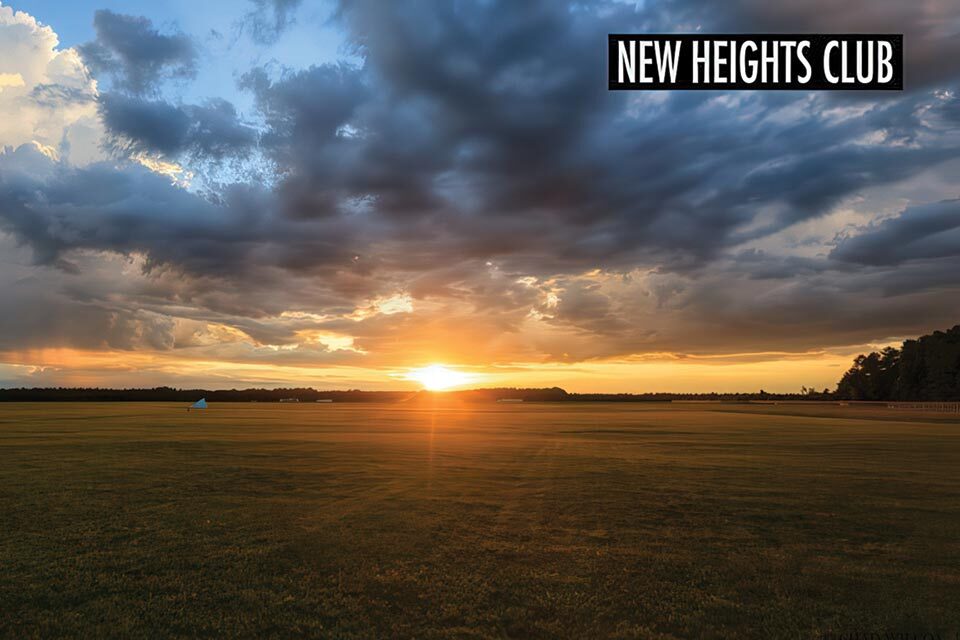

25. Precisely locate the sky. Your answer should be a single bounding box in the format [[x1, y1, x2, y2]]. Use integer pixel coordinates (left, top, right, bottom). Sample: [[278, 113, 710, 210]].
[[0, 0, 959, 392]]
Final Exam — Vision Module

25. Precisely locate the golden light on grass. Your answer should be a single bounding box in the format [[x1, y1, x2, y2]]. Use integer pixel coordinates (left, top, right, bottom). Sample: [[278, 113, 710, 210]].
[[405, 365, 474, 391]]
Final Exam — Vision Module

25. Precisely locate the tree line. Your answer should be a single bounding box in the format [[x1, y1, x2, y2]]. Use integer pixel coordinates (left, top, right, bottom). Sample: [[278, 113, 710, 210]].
[[0, 385, 829, 402], [835, 324, 960, 401]]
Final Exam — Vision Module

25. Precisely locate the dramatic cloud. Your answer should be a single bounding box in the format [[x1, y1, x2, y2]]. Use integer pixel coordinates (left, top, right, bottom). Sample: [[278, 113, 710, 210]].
[[690, 0, 960, 90], [232, 0, 960, 273], [1, 0, 960, 390], [831, 200, 960, 265], [0, 143, 356, 277], [99, 94, 257, 160], [79, 10, 196, 95]]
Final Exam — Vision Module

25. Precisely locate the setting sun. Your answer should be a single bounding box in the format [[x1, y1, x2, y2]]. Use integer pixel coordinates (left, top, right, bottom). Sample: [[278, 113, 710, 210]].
[[405, 365, 474, 391]]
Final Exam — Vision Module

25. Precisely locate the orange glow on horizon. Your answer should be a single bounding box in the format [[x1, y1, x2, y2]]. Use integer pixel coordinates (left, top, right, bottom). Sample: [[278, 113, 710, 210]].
[[0, 346, 862, 394], [404, 365, 475, 391]]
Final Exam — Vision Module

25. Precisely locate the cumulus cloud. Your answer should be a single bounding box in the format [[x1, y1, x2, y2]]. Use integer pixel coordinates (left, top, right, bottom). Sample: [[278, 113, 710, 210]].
[[0, 3, 101, 163]]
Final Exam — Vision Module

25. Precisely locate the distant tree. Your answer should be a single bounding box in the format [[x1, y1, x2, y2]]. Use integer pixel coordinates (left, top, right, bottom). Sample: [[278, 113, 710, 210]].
[[835, 325, 960, 401], [894, 326, 960, 400], [836, 347, 900, 400]]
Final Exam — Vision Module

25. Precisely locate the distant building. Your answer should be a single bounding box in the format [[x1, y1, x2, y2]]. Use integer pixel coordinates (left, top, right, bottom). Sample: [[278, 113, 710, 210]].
[[497, 398, 523, 403], [279, 398, 300, 403]]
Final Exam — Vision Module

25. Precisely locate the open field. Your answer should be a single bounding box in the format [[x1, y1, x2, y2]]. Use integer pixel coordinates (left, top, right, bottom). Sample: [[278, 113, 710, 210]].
[[2, 402, 959, 639]]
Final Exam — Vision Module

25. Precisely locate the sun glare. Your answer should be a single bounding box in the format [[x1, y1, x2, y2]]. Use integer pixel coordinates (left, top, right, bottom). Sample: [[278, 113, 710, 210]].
[[406, 365, 473, 391]]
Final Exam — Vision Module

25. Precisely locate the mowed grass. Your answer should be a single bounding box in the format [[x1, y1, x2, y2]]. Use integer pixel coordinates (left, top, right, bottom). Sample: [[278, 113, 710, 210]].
[[1, 402, 959, 639]]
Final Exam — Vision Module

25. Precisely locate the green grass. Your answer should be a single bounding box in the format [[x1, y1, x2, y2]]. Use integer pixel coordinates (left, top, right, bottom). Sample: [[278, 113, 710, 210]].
[[1, 402, 959, 638]]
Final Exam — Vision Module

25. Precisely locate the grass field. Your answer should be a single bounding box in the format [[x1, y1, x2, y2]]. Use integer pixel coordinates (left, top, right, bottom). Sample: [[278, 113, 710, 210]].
[[2, 401, 959, 639]]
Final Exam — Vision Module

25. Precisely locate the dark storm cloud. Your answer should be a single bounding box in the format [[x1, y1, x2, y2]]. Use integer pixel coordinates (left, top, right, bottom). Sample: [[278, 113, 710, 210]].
[[682, 0, 960, 91], [15, 0, 960, 277], [243, 0, 304, 45], [99, 94, 189, 156], [79, 10, 197, 94], [0, 144, 353, 278], [99, 94, 257, 159], [726, 143, 958, 236], [59, 0, 959, 279], [4, 0, 960, 362], [237, 0, 960, 269], [831, 200, 960, 265]]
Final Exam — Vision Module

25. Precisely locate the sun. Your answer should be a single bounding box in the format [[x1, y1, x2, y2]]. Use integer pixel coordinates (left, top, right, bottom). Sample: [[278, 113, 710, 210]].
[[406, 365, 473, 391]]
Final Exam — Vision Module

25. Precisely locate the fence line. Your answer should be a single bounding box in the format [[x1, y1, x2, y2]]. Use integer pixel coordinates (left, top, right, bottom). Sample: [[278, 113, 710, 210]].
[[886, 402, 960, 413]]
